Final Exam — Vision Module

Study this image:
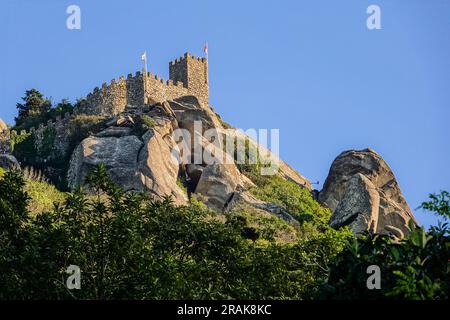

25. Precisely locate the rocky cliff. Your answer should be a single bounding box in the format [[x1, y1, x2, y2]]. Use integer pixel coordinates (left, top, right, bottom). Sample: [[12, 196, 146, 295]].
[[66, 97, 310, 219], [1, 107, 418, 237]]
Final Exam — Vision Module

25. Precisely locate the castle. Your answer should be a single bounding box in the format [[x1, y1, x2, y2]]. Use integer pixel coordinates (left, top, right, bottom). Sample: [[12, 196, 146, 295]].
[[7, 52, 210, 166], [75, 52, 209, 116]]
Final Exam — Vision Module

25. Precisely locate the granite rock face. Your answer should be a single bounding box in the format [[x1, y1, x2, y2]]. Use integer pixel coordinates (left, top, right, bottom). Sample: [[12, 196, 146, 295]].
[[136, 119, 188, 205], [67, 98, 312, 215], [67, 135, 143, 191], [329, 173, 380, 234], [194, 163, 241, 211], [319, 148, 417, 238]]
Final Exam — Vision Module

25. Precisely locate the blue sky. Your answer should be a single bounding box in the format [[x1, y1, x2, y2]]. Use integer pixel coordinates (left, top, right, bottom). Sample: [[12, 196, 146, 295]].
[[1, 0, 449, 228]]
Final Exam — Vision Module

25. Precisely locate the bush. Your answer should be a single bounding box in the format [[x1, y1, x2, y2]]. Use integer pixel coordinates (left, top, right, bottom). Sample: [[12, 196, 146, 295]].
[[0, 165, 351, 299], [24, 179, 66, 215], [250, 175, 332, 230], [319, 191, 450, 300], [132, 115, 157, 136], [10, 131, 37, 166]]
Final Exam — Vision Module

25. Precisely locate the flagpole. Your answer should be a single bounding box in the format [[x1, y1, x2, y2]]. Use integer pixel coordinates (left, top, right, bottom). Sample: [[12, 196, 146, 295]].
[[205, 43, 209, 84], [142, 51, 148, 104]]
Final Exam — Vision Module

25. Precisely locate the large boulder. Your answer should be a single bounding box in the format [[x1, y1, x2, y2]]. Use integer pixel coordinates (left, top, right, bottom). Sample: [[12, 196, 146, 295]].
[[67, 117, 188, 205], [329, 173, 380, 234], [67, 135, 143, 191], [194, 163, 241, 211], [136, 119, 188, 205], [319, 148, 417, 237]]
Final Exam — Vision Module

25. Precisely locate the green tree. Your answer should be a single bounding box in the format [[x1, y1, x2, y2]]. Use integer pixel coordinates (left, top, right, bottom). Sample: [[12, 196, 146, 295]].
[[0, 165, 351, 299], [48, 99, 74, 120], [15, 89, 52, 130]]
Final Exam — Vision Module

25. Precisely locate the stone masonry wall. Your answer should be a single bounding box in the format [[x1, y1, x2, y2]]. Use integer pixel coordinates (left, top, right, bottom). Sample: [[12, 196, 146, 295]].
[[75, 52, 209, 117], [8, 53, 210, 163], [144, 72, 189, 105], [169, 53, 209, 107]]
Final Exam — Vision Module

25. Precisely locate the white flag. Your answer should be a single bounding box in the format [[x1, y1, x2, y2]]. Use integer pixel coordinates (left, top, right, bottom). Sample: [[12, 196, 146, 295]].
[[141, 51, 147, 61]]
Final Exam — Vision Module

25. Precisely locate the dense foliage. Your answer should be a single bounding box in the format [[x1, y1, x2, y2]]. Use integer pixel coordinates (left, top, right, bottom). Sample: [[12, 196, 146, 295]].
[[0, 165, 350, 299], [14, 89, 74, 131], [15, 89, 52, 130], [319, 191, 450, 300]]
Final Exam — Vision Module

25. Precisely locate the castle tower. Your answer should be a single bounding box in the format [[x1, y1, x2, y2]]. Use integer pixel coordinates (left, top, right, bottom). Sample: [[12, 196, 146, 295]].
[[169, 53, 209, 106]]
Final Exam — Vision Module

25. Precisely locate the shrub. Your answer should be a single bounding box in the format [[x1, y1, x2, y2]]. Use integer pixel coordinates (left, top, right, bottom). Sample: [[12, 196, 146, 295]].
[[10, 131, 37, 166], [132, 115, 157, 136], [319, 191, 450, 300], [0, 165, 351, 299]]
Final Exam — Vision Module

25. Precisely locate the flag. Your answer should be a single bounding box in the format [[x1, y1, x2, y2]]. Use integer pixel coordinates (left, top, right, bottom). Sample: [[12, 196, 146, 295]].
[[141, 51, 147, 62], [203, 43, 208, 55]]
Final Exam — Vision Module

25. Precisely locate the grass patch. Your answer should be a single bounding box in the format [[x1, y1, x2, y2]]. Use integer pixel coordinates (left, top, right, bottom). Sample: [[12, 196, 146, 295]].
[[249, 175, 330, 225], [25, 179, 67, 214], [1, 167, 66, 214], [228, 209, 299, 243]]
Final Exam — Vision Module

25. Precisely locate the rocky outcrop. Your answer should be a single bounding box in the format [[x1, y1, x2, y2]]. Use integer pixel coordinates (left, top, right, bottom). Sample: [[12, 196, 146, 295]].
[[66, 98, 312, 215], [329, 173, 379, 234], [0, 118, 10, 154], [194, 163, 241, 211], [67, 135, 144, 191], [319, 148, 417, 238], [67, 115, 188, 204], [136, 118, 188, 205]]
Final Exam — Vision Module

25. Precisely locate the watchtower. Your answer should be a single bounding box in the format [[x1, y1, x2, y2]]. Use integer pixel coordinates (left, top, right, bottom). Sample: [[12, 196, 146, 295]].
[[169, 53, 209, 106]]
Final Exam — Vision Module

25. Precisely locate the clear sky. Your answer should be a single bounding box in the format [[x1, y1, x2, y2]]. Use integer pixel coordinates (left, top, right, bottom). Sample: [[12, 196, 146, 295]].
[[1, 0, 449, 228]]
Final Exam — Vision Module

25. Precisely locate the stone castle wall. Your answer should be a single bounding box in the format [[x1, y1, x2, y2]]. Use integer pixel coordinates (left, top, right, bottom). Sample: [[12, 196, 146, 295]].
[[8, 52, 210, 163], [169, 53, 209, 107], [75, 52, 209, 117], [10, 112, 77, 162]]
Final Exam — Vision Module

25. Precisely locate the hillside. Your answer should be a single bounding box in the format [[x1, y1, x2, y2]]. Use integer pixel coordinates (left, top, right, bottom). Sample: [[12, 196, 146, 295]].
[[0, 60, 447, 300]]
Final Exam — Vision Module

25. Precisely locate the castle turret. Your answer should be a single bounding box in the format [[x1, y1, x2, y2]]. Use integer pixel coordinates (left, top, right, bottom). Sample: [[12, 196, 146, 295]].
[[169, 53, 209, 107]]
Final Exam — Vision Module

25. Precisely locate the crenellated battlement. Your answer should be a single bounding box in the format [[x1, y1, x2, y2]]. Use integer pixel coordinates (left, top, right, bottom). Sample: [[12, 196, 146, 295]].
[[74, 52, 209, 117], [169, 52, 207, 66]]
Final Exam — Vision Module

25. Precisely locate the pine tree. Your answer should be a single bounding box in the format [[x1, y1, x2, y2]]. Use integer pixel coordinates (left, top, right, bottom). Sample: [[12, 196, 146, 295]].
[[15, 89, 51, 129]]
